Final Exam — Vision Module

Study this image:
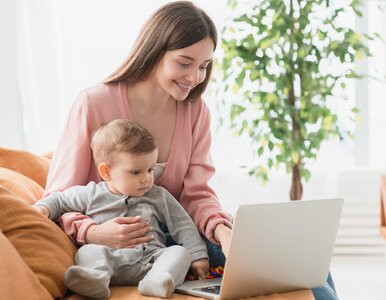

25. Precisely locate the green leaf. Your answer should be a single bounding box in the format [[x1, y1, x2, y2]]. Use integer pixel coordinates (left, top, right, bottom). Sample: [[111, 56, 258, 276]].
[[268, 141, 274, 151], [236, 71, 246, 86], [258, 146, 264, 156], [301, 168, 312, 182], [291, 151, 300, 164], [355, 50, 365, 60], [232, 83, 240, 93], [268, 158, 273, 169]]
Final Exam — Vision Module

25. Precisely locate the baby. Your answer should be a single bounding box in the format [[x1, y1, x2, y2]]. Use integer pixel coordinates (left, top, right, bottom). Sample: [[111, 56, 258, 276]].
[[34, 119, 208, 299]]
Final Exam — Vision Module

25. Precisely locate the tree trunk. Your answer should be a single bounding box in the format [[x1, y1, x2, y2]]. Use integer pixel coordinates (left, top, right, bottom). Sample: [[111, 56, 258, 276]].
[[287, 38, 302, 200], [290, 162, 303, 200]]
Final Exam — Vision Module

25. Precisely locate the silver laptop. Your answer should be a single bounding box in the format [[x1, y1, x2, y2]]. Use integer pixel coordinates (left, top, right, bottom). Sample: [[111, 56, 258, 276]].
[[176, 198, 343, 299]]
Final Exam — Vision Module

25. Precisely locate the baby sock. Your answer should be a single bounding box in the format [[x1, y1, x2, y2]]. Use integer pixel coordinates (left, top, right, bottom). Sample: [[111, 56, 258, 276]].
[[138, 271, 175, 298], [64, 265, 110, 300]]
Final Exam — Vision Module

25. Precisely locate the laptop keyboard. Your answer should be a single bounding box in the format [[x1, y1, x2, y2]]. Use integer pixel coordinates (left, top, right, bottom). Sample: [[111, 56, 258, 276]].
[[193, 285, 221, 295]]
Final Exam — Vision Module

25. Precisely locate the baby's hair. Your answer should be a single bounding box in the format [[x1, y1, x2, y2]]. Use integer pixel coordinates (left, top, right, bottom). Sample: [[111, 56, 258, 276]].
[[91, 119, 157, 167]]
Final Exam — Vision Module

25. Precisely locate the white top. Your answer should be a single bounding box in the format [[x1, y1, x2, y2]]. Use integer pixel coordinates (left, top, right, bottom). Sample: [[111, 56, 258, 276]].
[[154, 162, 167, 181]]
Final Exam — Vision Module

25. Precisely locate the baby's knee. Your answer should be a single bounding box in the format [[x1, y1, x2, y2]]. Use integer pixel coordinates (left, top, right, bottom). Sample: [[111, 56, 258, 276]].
[[168, 245, 190, 258], [168, 245, 187, 251]]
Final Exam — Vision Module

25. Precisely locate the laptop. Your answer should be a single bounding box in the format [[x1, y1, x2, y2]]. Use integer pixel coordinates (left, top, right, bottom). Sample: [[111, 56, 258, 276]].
[[176, 198, 343, 299]]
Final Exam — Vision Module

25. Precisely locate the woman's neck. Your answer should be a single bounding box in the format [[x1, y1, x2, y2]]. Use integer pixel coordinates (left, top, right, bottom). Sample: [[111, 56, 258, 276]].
[[125, 79, 177, 163], [127, 80, 173, 113]]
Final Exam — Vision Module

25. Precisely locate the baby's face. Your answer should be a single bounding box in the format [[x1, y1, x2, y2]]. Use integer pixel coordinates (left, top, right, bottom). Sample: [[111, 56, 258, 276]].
[[107, 150, 158, 197]]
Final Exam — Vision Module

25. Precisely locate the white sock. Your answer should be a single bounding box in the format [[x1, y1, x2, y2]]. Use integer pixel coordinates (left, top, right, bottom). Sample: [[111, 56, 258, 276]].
[[138, 271, 175, 298]]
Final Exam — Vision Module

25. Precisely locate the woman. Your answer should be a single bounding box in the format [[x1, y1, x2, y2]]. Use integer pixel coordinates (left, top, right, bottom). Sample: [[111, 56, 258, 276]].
[[44, 1, 337, 299], [45, 0, 231, 274]]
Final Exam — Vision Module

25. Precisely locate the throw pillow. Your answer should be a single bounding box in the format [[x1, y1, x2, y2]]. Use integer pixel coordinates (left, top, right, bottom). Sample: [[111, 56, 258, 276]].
[[0, 147, 50, 188], [0, 187, 77, 298], [0, 230, 52, 300], [0, 167, 44, 204]]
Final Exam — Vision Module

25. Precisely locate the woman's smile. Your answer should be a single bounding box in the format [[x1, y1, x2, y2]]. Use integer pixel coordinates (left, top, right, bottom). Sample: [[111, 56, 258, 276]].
[[174, 80, 193, 92]]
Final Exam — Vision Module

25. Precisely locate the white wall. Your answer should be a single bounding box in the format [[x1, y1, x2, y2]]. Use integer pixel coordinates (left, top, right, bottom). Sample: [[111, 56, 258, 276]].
[[0, 0, 24, 149], [368, 2, 386, 168]]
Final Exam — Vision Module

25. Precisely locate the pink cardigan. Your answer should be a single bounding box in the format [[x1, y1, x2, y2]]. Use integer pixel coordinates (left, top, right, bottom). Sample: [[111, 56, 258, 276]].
[[44, 82, 232, 243]]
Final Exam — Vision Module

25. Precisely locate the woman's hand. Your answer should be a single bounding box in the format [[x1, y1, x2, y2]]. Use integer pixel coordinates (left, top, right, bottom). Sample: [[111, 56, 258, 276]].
[[214, 223, 232, 258], [191, 258, 209, 279], [86, 216, 153, 249]]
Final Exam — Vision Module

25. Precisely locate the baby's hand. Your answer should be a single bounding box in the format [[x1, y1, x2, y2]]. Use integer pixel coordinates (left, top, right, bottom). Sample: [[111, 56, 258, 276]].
[[191, 258, 209, 279], [33, 205, 49, 217]]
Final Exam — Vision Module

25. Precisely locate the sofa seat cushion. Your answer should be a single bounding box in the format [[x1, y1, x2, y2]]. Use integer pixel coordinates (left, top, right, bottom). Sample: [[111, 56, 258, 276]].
[[0, 187, 77, 299], [64, 286, 314, 300]]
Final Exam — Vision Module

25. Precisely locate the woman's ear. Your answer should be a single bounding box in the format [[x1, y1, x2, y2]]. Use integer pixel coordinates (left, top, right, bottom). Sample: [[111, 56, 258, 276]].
[[98, 163, 111, 181]]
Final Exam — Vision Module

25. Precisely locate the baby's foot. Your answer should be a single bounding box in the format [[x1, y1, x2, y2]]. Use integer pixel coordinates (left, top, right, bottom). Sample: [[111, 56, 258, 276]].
[[138, 272, 175, 298], [65, 265, 110, 299]]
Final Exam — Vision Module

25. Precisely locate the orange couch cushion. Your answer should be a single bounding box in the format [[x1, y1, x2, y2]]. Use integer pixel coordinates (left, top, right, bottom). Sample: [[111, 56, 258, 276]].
[[0, 230, 52, 300], [0, 147, 50, 189], [0, 167, 44, 204], [0, 187, 77, 298]]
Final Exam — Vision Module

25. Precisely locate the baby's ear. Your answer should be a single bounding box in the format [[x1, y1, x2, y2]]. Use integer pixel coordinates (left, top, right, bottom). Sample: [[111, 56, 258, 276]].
[[98, 163, 111, 181]]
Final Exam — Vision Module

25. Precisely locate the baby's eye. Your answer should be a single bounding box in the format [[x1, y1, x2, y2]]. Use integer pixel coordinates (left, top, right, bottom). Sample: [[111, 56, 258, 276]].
[[131, 170, 141, 176], [148, 168, 154, 173]]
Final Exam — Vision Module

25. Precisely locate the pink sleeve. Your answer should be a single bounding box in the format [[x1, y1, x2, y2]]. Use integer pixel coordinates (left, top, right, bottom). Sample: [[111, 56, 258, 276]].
[[59, 213, 97, 245], [44, 91, 99, 244], [179, 102, 233, 243], [44, 90, 96, 196]]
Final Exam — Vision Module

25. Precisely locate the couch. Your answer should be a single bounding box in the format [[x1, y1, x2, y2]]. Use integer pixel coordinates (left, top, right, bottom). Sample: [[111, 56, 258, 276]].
[[0, 147, 314, 300]]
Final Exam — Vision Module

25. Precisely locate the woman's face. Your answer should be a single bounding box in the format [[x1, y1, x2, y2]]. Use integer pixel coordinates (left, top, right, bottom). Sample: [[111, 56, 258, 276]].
[[153, 37, 214, 101]]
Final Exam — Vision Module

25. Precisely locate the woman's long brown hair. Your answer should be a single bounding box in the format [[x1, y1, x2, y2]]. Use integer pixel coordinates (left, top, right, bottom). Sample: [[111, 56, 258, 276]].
[[104, 1, 217, 102]]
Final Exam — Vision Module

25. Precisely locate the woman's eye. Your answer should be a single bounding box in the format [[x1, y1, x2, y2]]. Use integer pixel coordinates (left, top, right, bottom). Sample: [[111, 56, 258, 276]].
[[179, 62, 190, 68]]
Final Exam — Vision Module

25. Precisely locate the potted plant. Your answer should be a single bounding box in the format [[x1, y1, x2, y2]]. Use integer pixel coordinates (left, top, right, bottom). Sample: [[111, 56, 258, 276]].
[[216, 0, 377, 200]]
